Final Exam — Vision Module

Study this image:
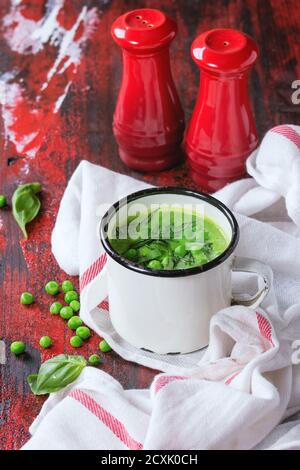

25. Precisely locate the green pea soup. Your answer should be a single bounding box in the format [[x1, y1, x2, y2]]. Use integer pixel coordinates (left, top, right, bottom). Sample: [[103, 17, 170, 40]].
[[109, 207, 229, 271]]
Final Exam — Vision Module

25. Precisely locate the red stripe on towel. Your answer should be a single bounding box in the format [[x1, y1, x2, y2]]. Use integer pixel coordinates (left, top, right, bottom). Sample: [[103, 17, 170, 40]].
[[154, 375, 187, 393], [272, 125, 300, 151], [99, 299, 109, 311], [80, 253, 107, 291], [69, 389, 143, 450], [225, 371, 240, 385], [256, 312, 274, 346]]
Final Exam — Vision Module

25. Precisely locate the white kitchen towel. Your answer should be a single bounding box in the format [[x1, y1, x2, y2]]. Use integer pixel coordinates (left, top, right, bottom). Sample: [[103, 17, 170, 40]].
[[23, 304, 300, 450], [24, 124, 300, 449], [218, 124, 300, 227]]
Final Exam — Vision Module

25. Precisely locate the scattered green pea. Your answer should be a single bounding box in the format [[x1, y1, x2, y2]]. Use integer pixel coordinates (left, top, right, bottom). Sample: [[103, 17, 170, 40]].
[[70, 336, 83, 348], [70, 300, 80, 312], [10, 341, 25, 355], [61, 280, 74, 293], [174, 244, 187, 257], [39, 336, 52, 349], [45, 281, 59, 295], [20, 291, 35, 305], [49, 301, 62, 315], [99, 339, 111, 353], [60, 306, 74, 320], [0, 195, 7, 208], [148, 260, 162, 269], [67, 315, 83, 330], [88, 354, 102, 366], [64, 290, 78, 304], [76, 326, 90, 340]]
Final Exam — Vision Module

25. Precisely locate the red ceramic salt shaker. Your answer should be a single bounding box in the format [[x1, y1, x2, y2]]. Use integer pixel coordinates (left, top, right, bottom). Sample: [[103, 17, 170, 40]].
[[184, 29, 259, 192], [111, 9, 184, 172]]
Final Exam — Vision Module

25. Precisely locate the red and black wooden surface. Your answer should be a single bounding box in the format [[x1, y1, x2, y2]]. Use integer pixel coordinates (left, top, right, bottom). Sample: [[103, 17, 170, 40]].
[[0, 0, 299, 450]]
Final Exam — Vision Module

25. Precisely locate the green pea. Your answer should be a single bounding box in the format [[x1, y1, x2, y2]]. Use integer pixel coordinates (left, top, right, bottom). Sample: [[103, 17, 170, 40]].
[[20, 292, 35, 305], [147, 260, 162, 270], [76, 326, 90, 340], [49, 301, 62, 315], [174, 244, 187, 257], [88, 354, 102, 366], [64, 290, 78, 304], [39, 336, 52, 349], [99, 339, 111, 353], [60, 306, 74, 320], [70, 300, 80, 312], [45, 281, 59, 295], [0, 195, 7, 208], [139, 246, 151, 258], [61, 280, 74, 293], [70, 336, 83, 348], [67, 315, 83, 330], [126, 248, 137, 259], [10, 341, 25, 355]]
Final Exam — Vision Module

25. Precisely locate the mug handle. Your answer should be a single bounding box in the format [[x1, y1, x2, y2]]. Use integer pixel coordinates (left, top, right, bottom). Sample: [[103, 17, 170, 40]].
[[231, 256, 273, 308]]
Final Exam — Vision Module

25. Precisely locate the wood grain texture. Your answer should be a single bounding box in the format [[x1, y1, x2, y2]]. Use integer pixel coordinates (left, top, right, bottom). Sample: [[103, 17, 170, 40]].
[[0, 0, 299, 450]]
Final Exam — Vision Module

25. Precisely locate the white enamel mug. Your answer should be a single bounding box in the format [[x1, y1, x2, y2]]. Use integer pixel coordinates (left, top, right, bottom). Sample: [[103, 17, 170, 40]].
[[100, 188, 272, 354]]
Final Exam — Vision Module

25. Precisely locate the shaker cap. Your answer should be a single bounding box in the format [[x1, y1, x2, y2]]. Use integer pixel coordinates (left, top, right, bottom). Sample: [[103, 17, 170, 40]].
[[111, 9, 177, 52], [191, 29, 258, 73]]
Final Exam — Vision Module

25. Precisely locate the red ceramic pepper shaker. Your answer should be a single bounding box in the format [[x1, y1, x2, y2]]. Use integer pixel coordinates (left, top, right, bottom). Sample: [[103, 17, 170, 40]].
[[184, 29, 259, 192], [111, 9, 184, 172]]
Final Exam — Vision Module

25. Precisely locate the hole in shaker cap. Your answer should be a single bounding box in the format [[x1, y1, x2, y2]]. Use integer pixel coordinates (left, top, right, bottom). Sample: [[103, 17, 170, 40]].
[[205, 30, 246, 53], [125, 10, 166, 30]]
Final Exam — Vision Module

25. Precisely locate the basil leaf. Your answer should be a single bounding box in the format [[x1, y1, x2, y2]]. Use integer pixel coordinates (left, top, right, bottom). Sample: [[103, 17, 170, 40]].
[[12, 182, 42, 238], [27, 374, 39, 394], [162, 256, 174, 270], [137, 245, 162, 262], [27, 354, 87, 395]]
